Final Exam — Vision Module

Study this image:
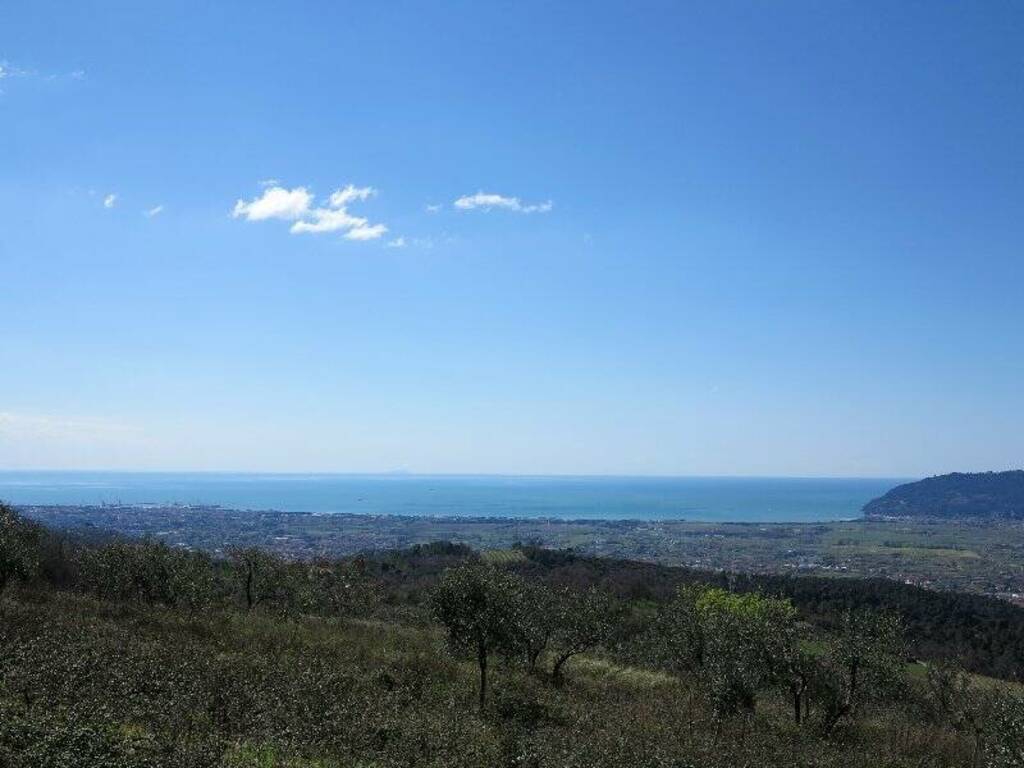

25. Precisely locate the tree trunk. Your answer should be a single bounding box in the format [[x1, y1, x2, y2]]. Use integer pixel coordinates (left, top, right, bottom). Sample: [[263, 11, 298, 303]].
[[823, 701, 851, 735], [552, 652, 572, 682], [245, 565, 255, 610], [741, 688, 757, 714], [791, 675, 807, 724], [478, 641, 488, 710]]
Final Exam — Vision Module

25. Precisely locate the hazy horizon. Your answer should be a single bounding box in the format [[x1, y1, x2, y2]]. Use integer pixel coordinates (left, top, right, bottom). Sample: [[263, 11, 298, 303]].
[[0, 468, 918, 480]]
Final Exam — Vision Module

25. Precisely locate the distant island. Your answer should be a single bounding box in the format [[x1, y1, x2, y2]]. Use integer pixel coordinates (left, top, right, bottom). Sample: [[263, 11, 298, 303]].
[[864, 471, 1024, 520]]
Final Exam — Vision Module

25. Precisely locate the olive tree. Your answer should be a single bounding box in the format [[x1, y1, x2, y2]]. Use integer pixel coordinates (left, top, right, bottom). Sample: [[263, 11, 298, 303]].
[[643, 584, 706, 673], [986, 691, 1024, 768], [166, 547, 218, 614], [0, 503, 41, 597], [229, 547, 293, 612], [814, 609, 904, 732], [78, 542, 138, 601], [515, 584, 618, 681], [431, 563, 528, 708], [301, 557, 380, 618], [695, 587, 798, 718], [925, 660, 993, 765], [549, 586, 618, 681], [644, 585, 800, 719], [517, 580, 558, 674], [77, 540, 214, 609], [779, 642, 819, 725]]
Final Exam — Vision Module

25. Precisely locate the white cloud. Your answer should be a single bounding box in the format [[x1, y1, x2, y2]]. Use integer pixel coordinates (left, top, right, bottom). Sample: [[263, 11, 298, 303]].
[[453, 191, 553, 213], [345, 223, 388, 241], [454, 192, 517, 210], [144, 204, 164, 218], [425, 203, 442, 214], [290, 207, 366, 234], [235, 182, 386, 241], [233, 186, 312, 221], [103, 193, 117, 209], [258, 178, 280, 187], [386, 236, 407, 248]]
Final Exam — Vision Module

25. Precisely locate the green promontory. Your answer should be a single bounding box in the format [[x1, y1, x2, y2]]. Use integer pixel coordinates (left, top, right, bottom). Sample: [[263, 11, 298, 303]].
[[864, 470, 1024, 520]]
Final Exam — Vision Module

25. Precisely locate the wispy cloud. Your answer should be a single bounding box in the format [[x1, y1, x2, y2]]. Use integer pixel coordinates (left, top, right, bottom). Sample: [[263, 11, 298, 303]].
[[328, 185, 375, 207], [0, 411, 140, 442], [233, 183, 387, 241], [453, 191, 552, 214], [144, 204, 164, 218], [425, 203, 442, 214], [0, 61, 34, 81], [384, 235, 446, 249], [103, 193, 118, 209], [0, 60, 86, 92]]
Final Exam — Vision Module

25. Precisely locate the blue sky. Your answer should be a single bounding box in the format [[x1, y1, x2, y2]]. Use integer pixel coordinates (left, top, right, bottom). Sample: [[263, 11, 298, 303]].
[[1, 1, 1022, 476]]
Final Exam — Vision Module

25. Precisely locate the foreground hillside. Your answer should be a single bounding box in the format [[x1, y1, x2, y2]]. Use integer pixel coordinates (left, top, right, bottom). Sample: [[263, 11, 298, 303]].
[[864, 471, 1024, 520], [6, 587, 1016, 768], [3, 504, 1024, 767]]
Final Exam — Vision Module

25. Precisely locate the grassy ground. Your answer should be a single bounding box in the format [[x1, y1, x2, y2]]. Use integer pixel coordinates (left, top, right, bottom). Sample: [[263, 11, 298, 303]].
[[0, 587, 988, 768]]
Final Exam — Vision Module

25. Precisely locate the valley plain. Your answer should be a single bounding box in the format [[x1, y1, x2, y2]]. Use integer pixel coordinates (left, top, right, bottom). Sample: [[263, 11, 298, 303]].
[[20, 504, 1024, 605]]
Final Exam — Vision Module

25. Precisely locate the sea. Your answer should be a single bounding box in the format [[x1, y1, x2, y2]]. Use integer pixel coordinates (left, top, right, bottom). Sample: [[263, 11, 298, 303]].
[[0, 472, 906, 523]]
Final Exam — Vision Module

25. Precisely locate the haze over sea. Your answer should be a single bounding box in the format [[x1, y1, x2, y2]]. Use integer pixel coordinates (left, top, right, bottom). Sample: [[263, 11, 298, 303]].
[[0, 472, 905, 523]]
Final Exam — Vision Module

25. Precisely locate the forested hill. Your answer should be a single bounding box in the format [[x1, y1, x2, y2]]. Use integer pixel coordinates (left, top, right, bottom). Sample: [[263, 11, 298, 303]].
[[863, 470, 1024, 520]]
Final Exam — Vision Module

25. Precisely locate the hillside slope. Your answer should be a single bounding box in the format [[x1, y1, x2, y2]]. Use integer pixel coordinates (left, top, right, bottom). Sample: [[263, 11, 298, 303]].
[[0, 587, 1002, 768], [3, 506, 1024, 766], [863, 471, 1024, 520]]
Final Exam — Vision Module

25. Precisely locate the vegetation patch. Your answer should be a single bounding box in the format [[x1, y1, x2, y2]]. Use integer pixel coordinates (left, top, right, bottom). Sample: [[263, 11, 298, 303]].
[[2, 503, 1024, 767]]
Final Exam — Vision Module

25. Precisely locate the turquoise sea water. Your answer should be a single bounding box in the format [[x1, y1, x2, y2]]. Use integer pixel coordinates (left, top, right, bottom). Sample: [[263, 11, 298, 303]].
[[0, 472, 906, 522]]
